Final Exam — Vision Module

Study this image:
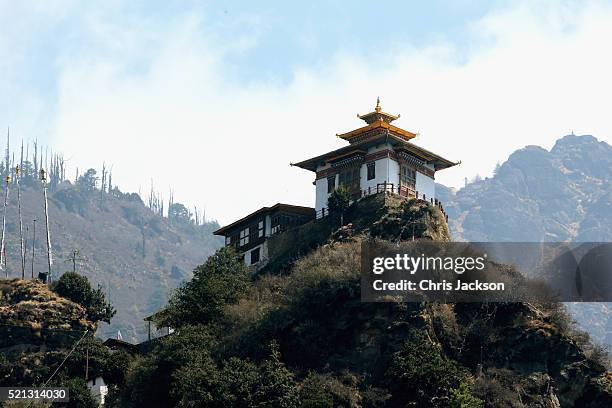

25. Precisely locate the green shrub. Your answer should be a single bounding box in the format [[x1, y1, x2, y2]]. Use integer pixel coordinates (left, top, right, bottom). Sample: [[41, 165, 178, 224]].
[[328, 186, 351, 215], [162, 246, 249, 327], [63, 377, 100, 408], [52, 272, 116, 323], [386, 329, 468, 407], [449, 382, 484, 408], [299, 371, 361, 408]]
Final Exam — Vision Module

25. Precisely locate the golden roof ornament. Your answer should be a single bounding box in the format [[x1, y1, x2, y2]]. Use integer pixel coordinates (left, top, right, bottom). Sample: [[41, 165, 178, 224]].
[[357, 97, 400, 125]]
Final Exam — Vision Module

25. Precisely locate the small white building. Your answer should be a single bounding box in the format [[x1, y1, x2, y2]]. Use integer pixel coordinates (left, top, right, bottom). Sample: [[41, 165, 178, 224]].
[[87, 376, 108, 406], [293, 99, 458, 215]]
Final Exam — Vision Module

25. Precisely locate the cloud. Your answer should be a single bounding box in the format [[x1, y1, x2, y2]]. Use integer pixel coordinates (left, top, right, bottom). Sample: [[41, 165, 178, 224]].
[[37, 1, 612, 223]]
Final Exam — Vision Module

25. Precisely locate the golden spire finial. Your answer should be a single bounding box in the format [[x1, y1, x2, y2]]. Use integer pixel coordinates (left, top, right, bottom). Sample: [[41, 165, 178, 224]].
[[375, 97, 381, 112]]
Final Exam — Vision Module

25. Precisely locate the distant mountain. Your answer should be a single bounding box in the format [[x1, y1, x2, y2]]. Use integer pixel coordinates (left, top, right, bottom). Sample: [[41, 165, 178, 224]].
[[437, 134, 612, 346], [0, 181, 221, 342], [439, 134, 612, 242]]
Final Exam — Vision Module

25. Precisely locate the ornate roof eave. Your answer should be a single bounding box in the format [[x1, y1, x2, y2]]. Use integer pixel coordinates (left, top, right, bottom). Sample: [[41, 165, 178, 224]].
[[291, 146, 368, 172], [357, 111, 400, 124], [336, 120, 417, 143], [393, 144, 460, 171]]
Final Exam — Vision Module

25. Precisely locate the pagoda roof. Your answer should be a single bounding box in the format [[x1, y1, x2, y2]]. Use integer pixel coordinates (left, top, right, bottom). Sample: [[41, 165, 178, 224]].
[[292, 131, 458, 172], [337, 98, 416, 143], [336, 119, 417, 143]]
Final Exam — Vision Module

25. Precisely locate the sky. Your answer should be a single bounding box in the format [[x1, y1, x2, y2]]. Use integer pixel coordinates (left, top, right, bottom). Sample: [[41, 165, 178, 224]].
[[1, 0, 612, 224]]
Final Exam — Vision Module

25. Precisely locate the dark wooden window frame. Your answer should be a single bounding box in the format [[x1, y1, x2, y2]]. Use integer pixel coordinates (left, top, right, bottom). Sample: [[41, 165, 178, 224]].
[[400, 163, 417, 194], [327, 175, 336, 194], [367, 162, 376, 180], [250, 247, 260, 264]]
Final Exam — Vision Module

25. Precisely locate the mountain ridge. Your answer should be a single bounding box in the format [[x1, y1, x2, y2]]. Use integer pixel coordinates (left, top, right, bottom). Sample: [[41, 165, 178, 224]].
[[437, 133, 612, 348]]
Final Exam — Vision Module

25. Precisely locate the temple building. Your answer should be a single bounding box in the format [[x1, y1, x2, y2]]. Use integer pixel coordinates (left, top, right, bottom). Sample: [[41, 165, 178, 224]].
[[214, 203, 315, 268], [214, 99, 457, 269], [292, 99, 458, 216]]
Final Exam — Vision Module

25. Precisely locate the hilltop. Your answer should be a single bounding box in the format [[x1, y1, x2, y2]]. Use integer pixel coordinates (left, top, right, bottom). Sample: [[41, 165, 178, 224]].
[[110, 193, 612, 407]]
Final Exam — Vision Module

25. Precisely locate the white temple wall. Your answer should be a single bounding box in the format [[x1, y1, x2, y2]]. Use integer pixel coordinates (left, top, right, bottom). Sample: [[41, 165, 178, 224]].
[[388, 158, 401, 188], [416, 171, 435, 200], [360, 157, 394, 193], [315, 176, 331, 215], [314, 144, 439, 214]]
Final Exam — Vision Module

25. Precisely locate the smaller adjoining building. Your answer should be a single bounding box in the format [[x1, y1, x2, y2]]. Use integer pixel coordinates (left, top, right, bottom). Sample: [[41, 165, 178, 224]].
[[214, 203, 315, 268]]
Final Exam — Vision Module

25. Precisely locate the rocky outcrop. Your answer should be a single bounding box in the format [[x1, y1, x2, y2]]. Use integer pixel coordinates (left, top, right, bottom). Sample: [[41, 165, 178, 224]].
[[0, 278, 94, 351]]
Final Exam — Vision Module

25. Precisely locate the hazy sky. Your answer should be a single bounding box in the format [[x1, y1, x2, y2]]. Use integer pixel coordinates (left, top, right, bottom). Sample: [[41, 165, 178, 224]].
[[2, 1, 612, 224]]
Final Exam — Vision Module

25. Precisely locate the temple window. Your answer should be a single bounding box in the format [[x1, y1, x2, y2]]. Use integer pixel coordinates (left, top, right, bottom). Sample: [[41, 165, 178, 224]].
[[339, 167, 360, 192], [239, 227, 250, 246], [400, 165, 416, 191], [367, 162, 376, 180], [327, 175, 336, 193], [250, 247, 260, 264]]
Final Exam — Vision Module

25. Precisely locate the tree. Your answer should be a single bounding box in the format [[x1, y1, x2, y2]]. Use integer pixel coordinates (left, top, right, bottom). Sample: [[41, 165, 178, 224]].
[[119, 325, 218, 408], [63, 377, 100, 408], [161, 247, 249, 328], [327, 186, 350, 225], [64, 336, 111, 380], [77, 168, 98, 191], [170, 341, 298, 408], [52, 272, 116, 323], [104, 349, 132, 387], [168, 202, 192, 225], [253, 342, 299, 408]]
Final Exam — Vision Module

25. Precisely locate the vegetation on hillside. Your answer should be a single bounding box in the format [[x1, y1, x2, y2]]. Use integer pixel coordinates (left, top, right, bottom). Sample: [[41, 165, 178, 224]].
[[101, 196, 611, 407], [2, 194, 609, 406]]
